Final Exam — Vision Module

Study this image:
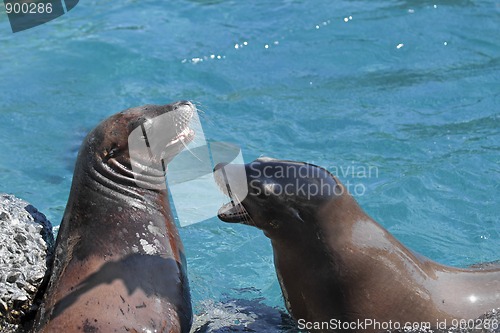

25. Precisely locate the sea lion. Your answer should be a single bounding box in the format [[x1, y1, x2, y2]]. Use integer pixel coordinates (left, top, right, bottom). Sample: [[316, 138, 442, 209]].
[[214, 157, 500, 333], [33, 101, 195, 333]]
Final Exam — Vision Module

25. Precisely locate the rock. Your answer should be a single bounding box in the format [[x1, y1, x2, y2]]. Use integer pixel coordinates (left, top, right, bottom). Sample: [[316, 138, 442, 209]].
[[189, 300, 500, 333], [190, 298, 299, 333], [0, 194, 55, 333], [6, 272, 20, 284]]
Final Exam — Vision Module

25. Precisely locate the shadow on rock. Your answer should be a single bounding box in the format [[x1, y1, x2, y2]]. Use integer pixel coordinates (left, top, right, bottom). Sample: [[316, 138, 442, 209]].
[[190, 298, 299, 333]]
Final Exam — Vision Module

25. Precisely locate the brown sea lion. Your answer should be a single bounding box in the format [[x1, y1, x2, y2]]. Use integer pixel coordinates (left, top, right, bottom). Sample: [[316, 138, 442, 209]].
[[33, 101, 195, 333], [214, 157, 500, 333]]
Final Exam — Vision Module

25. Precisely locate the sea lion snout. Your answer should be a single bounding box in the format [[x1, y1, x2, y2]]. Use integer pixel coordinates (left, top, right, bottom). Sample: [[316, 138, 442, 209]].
[[215, 159, 339, 231]]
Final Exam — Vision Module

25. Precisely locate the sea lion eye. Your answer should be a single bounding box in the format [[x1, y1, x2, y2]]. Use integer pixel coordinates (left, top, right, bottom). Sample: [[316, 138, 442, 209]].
[[262, 183, 280, 197], [105, 146, 120, 159]]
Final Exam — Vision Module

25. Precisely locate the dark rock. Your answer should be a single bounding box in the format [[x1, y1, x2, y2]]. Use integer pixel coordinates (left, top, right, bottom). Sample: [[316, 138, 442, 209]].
[[0, 194, 55, 333]]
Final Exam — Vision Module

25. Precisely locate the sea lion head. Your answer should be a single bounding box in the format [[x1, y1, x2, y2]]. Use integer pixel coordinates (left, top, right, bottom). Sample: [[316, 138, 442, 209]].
[[215, 157, 342, 236], [80, 101, 196, 190]]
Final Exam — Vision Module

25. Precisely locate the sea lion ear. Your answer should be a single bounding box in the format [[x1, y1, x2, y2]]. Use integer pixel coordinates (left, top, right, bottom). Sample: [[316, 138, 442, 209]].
[[290, 208, 305, 223]]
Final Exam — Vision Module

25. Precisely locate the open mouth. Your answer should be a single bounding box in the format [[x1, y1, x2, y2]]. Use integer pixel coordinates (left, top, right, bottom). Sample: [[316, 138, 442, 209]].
[[218, 201, 249, 223], [214, 166, 250, 223], [166, 126, 195, 149]]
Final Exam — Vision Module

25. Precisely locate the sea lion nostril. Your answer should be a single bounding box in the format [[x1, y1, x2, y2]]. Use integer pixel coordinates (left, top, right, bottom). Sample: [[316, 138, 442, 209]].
[[176, 100, 194, 109]]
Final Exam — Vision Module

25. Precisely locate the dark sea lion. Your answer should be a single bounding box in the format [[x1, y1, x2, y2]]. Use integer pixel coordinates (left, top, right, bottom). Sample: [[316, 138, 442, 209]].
[[33, 101, 196, 333], [214, 157, 500, 333]]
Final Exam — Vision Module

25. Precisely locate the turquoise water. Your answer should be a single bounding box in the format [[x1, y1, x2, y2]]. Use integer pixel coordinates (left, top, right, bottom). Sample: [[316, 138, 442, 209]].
[[0, 0, 499, 324]]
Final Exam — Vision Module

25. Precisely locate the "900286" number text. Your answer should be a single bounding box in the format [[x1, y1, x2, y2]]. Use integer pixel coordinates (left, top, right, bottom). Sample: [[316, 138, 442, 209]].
[[5, 2, 53, 14]]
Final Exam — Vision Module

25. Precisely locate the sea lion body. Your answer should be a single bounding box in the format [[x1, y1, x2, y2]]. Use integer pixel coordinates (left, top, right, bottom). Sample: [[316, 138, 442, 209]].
[[215, 158, 500, 332], [33, 102, 195, 333]]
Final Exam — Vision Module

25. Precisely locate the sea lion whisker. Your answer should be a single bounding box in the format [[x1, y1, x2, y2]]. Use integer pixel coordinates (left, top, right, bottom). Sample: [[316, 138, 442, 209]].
[[178, 136, 204, 163], [231, 192, 254, 227]]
